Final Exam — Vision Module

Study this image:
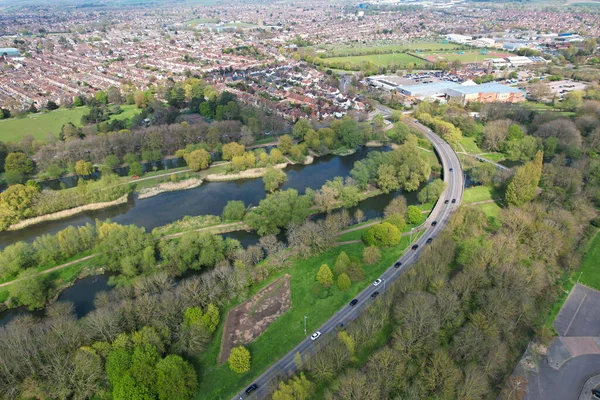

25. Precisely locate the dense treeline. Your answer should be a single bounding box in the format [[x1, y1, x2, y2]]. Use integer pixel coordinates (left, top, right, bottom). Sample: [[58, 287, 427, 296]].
[[0, 205, 359, 399], [273, 194, 595, 399]]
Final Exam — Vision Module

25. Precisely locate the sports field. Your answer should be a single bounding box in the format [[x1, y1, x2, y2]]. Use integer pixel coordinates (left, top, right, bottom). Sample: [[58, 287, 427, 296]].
[[420, 50, 511, 63], [324, 42, 464, 57], [0, 104, 139, 143], [323, 53, 425, 68]]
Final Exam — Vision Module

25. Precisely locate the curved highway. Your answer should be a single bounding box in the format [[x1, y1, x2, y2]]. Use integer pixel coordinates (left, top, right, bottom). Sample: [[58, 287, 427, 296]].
[[234, 119, 464, 400]]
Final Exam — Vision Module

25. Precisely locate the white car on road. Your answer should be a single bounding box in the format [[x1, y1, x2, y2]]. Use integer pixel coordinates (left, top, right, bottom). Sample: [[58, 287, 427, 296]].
[[373, 279, 382, 287], [310, 331, 321, 341]]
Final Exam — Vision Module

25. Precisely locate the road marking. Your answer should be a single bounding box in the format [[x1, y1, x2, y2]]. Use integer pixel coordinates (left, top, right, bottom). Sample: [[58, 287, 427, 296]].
[[564, 293, 588, 336]]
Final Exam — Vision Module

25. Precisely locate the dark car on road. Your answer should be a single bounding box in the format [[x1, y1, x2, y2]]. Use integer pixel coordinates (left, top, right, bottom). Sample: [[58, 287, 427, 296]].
[[371, 291, 379, 298], [245, 384, 258, 395], [426, 238, 433, 244], [349, 299, 358, 306], [411, 244, 419, 250], [431, 221, 437, 226], [444, 199, 449, 204], [394, 261, 402, 268], [451, 199, 456, 204], [449, 168, 453, 172]]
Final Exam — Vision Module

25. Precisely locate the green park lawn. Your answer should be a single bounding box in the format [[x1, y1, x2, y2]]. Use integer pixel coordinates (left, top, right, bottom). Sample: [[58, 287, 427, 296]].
[[418, 50, 496, 63], [475, 202, 502, 219], [478, 152, 506, 162], [576, 230, 600, 291], [324, 42, 464, 57], [463, 185, 498, 204], [323, 53, 425, 68], [195, 238, 411, 399], [459, 137, 482, 153], [0, 105, 140, 143]]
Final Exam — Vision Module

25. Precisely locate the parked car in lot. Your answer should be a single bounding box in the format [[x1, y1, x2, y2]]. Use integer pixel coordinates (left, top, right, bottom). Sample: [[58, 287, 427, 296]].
[[310, 331, 321, 341], [373, 279, 382, 287], [349, 299, 358, 306]]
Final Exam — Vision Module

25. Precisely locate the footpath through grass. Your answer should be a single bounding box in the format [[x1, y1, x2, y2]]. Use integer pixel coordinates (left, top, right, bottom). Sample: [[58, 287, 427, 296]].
[[195, 238, 411, 399]]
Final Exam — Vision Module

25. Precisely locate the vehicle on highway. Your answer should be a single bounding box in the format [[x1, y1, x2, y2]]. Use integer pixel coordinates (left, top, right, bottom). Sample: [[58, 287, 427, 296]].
[[310, 331, 321, 341], [394, 261, 402, 268], [373, 279, 382, 287], [451, 199, 456, 204], [449, 168, 453, 172], [371, 291, 379, 298], [411, 244, 419, 250], [444, 199, 449, 204], [245, 384, 258, 395], [426, 238, 433, 244], [431, 221, 437, 226], [349, 299, 358, 306]]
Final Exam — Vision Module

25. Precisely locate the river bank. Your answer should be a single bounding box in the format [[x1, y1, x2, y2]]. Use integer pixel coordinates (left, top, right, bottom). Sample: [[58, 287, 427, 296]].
[[6, 195, 129, 232], [137, 178, 203, 199]]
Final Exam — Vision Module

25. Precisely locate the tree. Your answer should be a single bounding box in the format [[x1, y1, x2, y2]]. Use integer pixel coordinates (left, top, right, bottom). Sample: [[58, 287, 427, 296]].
[[9, 269, 47, 309], [245, 189, 311, 235], [75, 160, 94, 176], [263, 167, 288, 192], [5, 152, 34, 176], [363, 246, 381, 265], [377, 164, 400, 194], [228, 345, 251, 373], [155, 355, 198, 400], [317, 264, 334, 287], [270, 148, 284, 164], [337, 273, 351, 291], [384, 196, 407, 217], [385, 213, 406, 231], [184, 149, 211, 171], [406, 205, 424, 225], [222, 200, 246, 221], [292, 118, 312, 139], [128, 162, 143, 176], [222, 142, 245, 160], [272, 373, 314, 400], [528, 82, 551, 102], [104, 154, 121, 169], [278, 134, 294, 154], [362, 222, 401, 247], [506, 152, 543, 206], [417, 179, 446, 204]]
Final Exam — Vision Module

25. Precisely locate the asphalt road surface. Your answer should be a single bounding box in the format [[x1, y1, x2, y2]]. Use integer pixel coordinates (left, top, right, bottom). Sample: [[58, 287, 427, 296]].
[[234, 119, 464, 400]]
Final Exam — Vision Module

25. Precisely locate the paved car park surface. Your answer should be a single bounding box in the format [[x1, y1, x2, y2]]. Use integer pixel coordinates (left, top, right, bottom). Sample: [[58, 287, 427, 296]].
[[555, 284, 600, 337]]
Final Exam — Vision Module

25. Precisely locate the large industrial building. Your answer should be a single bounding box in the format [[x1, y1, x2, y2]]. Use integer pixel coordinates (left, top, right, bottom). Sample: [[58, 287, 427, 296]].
[[397, 81, 525, 104]]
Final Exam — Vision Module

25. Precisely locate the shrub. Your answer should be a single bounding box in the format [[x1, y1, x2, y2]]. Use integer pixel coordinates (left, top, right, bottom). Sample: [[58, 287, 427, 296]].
[[406, 205, 424, 225], [228, 345, 251, 373], [317, 264, 334, 287], [222, 200, 246, 221], [362, 246, 381, 265], [362, 222, 401, 247], [337, 273, 351, 291]]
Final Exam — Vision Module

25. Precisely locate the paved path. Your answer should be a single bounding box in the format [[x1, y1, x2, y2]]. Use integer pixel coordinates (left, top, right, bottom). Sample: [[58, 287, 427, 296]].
[[234, 115, 465, 400]]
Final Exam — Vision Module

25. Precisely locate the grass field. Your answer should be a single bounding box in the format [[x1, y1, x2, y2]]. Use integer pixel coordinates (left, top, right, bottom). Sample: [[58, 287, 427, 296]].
[[462, 185, 499, 204], [576, 230, 600, 291], [195, 239, 411, 399], [0, 105, 140, 143], [322, 42, 465, 57], [459, 137, 482, 153], [323, 53, 425, 68], [479, 152, 506, 162], [474, 202, 502, 219], [419, 50, 509, 63]]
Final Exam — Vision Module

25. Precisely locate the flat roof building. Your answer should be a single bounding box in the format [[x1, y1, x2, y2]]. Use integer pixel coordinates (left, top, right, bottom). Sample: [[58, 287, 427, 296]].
[[447, 82, 525, 105], [0, 48, 20, 58]]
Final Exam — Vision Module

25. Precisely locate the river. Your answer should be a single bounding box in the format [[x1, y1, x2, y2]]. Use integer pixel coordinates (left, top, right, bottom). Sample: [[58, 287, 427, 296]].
[[0, 146, 431, 325]]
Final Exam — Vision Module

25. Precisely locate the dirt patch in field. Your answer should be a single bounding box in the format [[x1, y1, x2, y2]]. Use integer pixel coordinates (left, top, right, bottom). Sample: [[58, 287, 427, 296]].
[[219, 274, 291, 364]]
